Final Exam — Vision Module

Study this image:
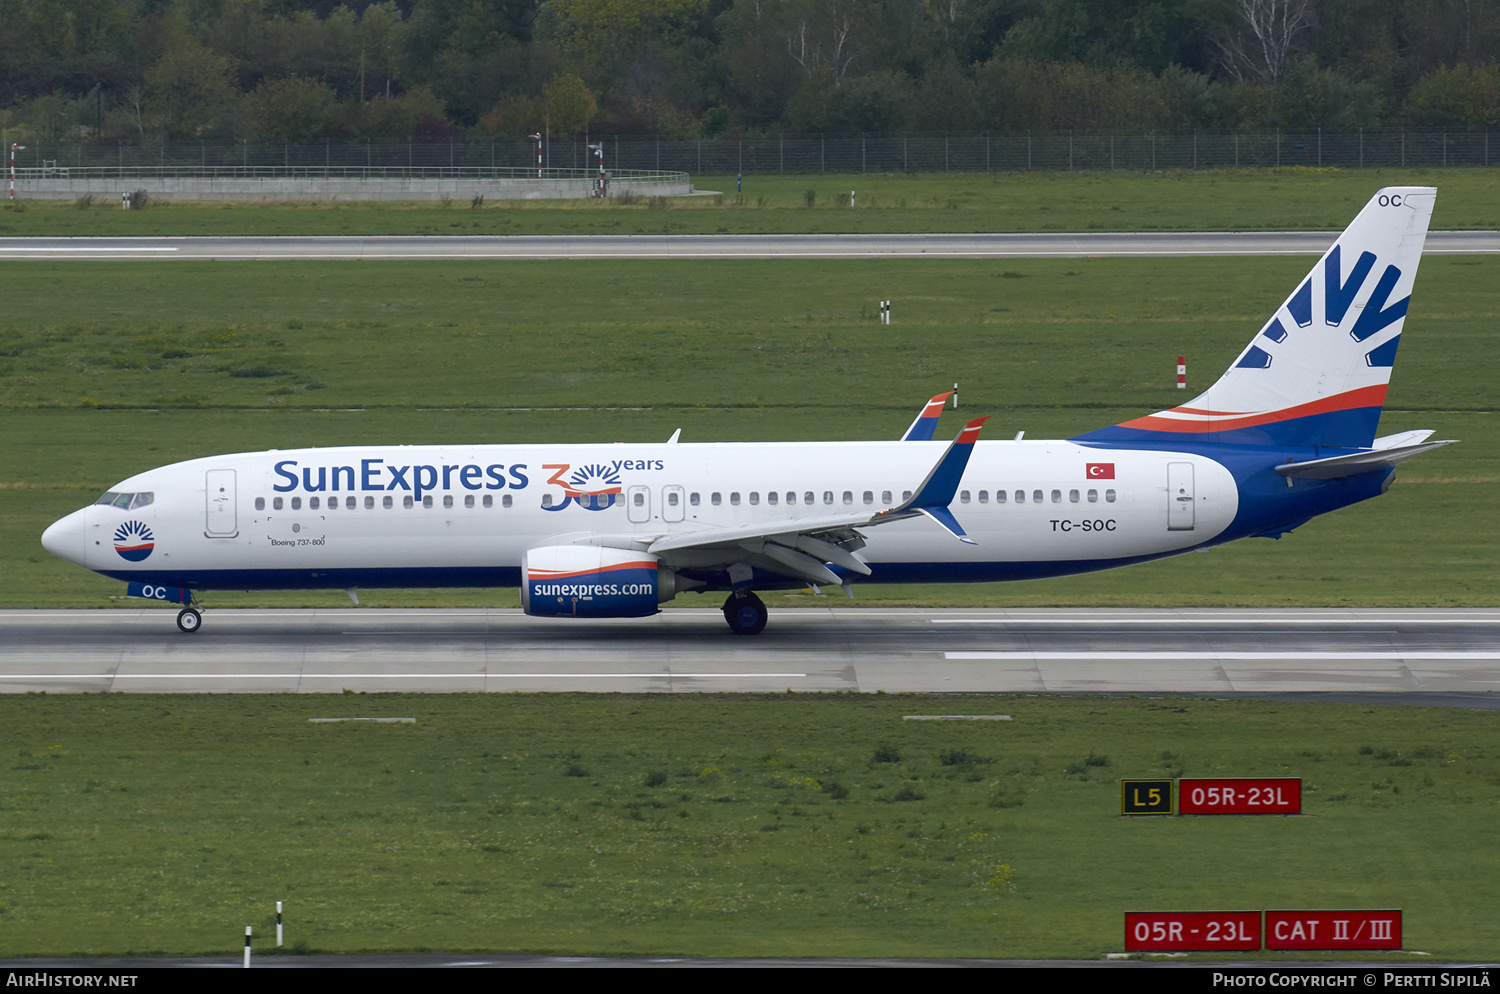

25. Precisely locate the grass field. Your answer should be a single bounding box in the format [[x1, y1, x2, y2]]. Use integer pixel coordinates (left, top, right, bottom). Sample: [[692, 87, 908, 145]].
[[1, 167, 1498, 237], [3, 252, 1494, 609], [2, 174, 1498, 962], [2, 693, 1495, 960]]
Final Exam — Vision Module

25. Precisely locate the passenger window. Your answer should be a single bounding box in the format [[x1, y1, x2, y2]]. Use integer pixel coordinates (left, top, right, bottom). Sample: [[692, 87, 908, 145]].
[[842, 491, 853, 505], [255, 497, 265, 511], [960, 490, 970, 504], [823, 491, 833, 505], [804, 491, 815, 505], [767, 492, 777, 505], [690, 492, 700, 506], [1033, 490, 1044, 504], [749, 492, 759, 505], [978, 490, 988, 504], [667, 491, 679, 506], [1087, 489, 1098, 503], [996, 490, 1007, 504], [482, 495, 492, 508], [902, 490, 912, 501], [309, 497, 320, 510], [291, 497, 302, 510], [444, 495, 454, 508], [365, 496, 375, 509], [1015, 491, 1025, 504], [863, 491, 873, 505], [403, 496, 414, 508], [730, 492, 741, 506], [1105, 489, 1117, 503], [783, 492, 794, 505], [881, 491, 892, 504], [633, 492, 645, 507], [382, 496, 393, 509], [502, 494, 513, 508], [347, 496, 356, 509], [542, 494, 553, 507], [711, 492, 722, 506], [1069, 489, 1080, 503]]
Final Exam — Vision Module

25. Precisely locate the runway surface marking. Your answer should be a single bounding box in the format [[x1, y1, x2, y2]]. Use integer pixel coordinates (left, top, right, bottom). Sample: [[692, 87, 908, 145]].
[[946, 651, 1500, 660]]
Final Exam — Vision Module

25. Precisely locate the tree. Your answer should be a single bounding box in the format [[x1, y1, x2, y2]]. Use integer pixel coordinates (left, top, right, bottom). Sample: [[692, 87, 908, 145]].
[[144, 37, 238, 137], [1218, 0, 1315, 84], [543, 71, 596, 134], [243, 75, 336, 141]]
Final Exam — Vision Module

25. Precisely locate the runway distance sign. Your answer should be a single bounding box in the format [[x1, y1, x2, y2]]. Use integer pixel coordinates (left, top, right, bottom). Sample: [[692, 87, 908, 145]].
[[1124, 912, 1262, 952], [1120, 779, 1174, 815], [1179, 778, 1301, 815], [1265, 910, 1402, 950]]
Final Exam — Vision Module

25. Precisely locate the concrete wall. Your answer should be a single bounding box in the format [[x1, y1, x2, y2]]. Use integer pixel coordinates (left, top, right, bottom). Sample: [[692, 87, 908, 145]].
[[14, 174, 693, 201]]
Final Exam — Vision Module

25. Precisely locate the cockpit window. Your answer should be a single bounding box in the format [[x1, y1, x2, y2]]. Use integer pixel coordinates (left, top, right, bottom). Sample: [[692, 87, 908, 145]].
[[96, 491, 154, 509]]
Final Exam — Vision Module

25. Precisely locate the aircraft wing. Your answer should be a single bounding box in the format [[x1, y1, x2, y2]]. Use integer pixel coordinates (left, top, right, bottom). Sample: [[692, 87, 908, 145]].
[[645, 417, 990, 587]]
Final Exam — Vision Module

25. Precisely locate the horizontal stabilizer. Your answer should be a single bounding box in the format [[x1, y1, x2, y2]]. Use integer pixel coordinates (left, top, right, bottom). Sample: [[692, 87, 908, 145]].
[[1275, 439, 1456, 479]]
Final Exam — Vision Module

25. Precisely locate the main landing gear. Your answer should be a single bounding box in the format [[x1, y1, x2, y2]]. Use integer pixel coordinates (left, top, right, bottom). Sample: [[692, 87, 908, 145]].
[[723, 591, 768, 636], [176, 606, 203, 633]]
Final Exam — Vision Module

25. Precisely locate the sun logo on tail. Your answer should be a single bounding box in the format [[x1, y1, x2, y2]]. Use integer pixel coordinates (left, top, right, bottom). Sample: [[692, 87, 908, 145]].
[[113, 520, 155, 562]]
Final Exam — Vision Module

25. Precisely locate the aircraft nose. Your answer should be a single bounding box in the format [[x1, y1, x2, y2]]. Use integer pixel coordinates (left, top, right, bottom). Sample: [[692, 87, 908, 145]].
[[41, 509, 89, 568]]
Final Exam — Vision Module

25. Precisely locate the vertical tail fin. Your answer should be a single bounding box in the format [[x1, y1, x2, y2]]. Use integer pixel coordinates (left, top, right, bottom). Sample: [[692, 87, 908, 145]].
[[1075, 187, 1435, 450]]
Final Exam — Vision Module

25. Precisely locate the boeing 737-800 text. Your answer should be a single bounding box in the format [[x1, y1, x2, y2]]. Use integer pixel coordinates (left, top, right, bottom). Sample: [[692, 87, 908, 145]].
[[42, 188, 1454, 634]]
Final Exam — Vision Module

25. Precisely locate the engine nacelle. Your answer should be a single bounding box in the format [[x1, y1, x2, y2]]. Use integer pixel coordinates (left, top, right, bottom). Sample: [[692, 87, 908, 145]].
[[521, 545, 661, 618]]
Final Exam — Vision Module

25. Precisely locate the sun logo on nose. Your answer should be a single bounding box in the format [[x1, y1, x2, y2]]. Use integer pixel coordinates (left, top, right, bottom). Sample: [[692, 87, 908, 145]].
[[113, 520, 155, 562]]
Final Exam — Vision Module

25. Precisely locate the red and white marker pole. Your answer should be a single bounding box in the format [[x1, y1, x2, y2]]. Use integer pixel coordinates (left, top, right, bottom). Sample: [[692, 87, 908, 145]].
[[276, 901, 283, 946], [9, 143, 24, 200], [1176, 355, 1186, 390], [243, 926, 252, 968], [530, 133, 542, 179]]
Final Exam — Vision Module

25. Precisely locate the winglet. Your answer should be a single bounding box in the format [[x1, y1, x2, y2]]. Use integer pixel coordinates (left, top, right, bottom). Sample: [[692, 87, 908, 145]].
[[918, 507, 977, 545], [900, 392, 954, 441], [890, 416, 990, 512]]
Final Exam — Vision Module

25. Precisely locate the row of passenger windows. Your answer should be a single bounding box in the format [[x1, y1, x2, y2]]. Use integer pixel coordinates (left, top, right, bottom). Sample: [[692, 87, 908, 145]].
[[682, 488, 1116, 507], [256, 494, 514, 511], [255, 488, 1118, 512]]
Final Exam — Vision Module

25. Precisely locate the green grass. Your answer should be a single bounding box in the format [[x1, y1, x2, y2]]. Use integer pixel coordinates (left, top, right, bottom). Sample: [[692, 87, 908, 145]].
[[2, 693, 1494, 960], [2, 167, 1497, 236], [4, 254, 1495, 609]]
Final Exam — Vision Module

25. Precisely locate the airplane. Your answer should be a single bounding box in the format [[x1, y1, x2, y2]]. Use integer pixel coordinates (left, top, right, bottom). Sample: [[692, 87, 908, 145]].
[[42, 187, 1454, 636]]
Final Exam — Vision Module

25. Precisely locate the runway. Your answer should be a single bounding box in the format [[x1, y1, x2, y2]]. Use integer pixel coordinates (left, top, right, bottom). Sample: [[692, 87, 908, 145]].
[[0, 230, 1493, 260], [4, 607, 1497, 702]]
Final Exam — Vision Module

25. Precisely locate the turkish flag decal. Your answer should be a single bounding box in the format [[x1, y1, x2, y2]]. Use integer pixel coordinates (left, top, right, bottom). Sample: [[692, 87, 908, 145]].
[[1086, 463, 1116, 479]]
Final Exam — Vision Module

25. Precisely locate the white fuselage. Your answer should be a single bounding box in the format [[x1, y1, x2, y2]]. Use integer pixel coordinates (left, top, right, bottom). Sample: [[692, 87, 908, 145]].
[[47, 439, 1237, 590]]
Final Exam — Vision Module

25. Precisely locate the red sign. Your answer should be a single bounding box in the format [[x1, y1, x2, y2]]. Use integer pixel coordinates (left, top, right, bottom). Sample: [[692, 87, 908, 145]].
[[1086, 462, 1115, 479], [1179, 778, 1301, 815], [1265, 910, 1402, 950], [1125, 912, 1262, 952]]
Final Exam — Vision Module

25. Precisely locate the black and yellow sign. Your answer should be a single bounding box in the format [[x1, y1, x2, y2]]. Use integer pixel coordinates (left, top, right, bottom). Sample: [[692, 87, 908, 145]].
[[1121, 779, 1174, 815]]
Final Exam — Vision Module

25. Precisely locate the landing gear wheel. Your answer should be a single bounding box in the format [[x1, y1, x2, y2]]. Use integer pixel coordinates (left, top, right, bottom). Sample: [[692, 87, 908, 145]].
[[176, 608, 202, 634], [723, 592, 767, 636]]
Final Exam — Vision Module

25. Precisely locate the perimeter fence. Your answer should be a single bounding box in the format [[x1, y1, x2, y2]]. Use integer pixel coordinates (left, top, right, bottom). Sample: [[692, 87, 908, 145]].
[[7, 130, 1497, 180]]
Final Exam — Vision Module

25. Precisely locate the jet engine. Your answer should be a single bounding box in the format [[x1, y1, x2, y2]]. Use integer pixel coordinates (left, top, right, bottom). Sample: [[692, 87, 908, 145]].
[[521, 545, 672, 618]]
